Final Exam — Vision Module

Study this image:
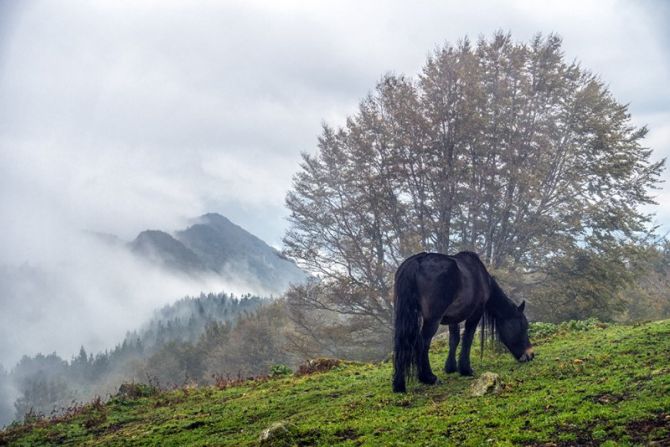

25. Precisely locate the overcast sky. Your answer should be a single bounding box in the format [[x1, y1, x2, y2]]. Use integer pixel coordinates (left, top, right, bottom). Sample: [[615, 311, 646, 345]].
[[1, 0, 668, 251], [0, 1, 668, 363]]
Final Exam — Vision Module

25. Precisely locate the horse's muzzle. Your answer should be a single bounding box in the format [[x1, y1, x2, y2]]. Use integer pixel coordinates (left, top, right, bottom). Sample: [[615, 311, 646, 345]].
[[519, 347, 535, 362]]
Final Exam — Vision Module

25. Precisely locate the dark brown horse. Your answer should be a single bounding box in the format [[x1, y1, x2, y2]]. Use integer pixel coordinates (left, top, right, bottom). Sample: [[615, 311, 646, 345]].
[[392, 251, 534, 393]]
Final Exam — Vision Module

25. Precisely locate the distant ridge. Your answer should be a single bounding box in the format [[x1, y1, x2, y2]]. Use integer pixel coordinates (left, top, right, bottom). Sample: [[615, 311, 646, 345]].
[[130, 230, 206, 273], [129, 213, 306, 294]]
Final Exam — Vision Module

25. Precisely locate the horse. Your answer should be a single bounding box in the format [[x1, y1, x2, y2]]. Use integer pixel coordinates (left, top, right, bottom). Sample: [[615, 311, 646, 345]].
[[392, 251, 534, 393]]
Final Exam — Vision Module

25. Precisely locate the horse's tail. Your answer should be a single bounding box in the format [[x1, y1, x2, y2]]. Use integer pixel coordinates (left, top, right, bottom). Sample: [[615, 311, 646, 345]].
[[392, 253, 425, 393]]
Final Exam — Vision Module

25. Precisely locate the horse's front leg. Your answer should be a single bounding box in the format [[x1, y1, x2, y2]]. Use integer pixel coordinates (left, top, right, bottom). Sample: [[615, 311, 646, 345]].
[[417, 318, 440, 385], [444, 323, 460, 373], [458, 316, 481, 376]]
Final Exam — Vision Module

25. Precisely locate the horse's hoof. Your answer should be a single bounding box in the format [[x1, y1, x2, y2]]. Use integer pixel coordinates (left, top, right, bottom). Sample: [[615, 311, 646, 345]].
[[445, 362, 458, 374], [392, 380, 406, 393], [459, 368, 474, 377], [419, 374, 438, 385]]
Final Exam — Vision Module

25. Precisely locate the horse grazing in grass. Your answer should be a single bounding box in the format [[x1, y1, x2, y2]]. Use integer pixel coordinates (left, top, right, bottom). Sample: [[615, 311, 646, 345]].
[[392, 251, 534, 393]]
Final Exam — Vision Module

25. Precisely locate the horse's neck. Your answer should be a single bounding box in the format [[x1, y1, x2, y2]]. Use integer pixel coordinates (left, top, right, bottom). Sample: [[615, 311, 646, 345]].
[[486, 281, 516, 319]]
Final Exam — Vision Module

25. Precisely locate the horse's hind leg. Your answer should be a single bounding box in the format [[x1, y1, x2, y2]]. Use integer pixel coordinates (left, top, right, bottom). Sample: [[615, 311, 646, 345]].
[[444, 323, 460, 373], [458, 315, 481, 376], [417, 318, 440, 385]]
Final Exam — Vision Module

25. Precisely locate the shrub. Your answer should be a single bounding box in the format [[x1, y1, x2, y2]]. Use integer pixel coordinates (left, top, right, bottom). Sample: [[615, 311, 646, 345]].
[[529, 322, 559, 339], [559, 317, 604, 332], [116, 383, 158, 399], [529, 318, 605, 341], [270, 364, 293, 377], [296, 358, 341, 376]]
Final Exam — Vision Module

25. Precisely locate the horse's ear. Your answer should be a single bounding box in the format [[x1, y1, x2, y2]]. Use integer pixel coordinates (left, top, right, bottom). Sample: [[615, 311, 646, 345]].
[[518, 300, 526, 312]]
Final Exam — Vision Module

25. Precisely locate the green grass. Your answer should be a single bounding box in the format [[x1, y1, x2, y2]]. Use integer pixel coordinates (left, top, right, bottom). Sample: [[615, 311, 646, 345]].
[[2, 320, 669, 446]]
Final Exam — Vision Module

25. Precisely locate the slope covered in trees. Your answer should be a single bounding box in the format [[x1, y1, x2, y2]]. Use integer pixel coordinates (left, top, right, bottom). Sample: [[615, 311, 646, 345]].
[[0, 292, 277, 427]]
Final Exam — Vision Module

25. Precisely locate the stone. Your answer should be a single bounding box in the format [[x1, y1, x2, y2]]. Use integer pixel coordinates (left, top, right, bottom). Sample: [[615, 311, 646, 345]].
[[470, 372, 502, 396], [258, 421, 298, 447]]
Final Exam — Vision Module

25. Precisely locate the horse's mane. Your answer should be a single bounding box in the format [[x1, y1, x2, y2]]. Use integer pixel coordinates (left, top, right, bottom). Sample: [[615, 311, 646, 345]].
[[480, 276, 519, 357]]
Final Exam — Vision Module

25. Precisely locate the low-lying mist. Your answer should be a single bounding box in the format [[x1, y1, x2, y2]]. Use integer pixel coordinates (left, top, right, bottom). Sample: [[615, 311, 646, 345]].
[[0, 227, 267, 371]]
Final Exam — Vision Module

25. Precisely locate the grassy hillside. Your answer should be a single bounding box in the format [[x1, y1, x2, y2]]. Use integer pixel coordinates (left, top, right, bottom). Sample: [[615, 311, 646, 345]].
[[2, 320, 669, 446]]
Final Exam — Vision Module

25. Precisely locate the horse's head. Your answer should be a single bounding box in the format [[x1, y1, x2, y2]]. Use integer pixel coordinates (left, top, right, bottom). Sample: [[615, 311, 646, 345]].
[[497, 301, 534, 362]]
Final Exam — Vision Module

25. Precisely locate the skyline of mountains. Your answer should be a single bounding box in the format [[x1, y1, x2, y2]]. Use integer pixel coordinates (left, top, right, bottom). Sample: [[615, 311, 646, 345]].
[[128, 212, 307, 295]]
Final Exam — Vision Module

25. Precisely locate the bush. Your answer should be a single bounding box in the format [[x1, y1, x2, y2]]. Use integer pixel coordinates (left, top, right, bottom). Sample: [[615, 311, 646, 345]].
[[270, 364, 293, 377], [529, 318, 606, 341], [295, 358, 341, 376], [529, 322, 559, 339], [559, 318, 604, 332], [116, 383, 158, 399]]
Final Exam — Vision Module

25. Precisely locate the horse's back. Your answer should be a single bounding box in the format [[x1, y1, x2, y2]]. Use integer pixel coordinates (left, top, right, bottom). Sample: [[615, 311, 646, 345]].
[[450, 251, 492, 302], [395, 251, 429, 279], [404, 252, 458, 299], [451, 251, 488, 274], [407, 253, 459, 320], [396, 251, 486, 285], [397, 251, 490, 324]]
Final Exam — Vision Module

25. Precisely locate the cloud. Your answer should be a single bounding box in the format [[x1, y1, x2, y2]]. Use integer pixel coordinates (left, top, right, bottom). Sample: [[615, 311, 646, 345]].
[[2, 1, 667, 245], [0, 230, 267, 367]]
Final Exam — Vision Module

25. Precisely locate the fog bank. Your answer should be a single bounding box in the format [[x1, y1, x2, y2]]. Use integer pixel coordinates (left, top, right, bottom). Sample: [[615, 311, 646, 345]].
[[0, 227, 263, 368]]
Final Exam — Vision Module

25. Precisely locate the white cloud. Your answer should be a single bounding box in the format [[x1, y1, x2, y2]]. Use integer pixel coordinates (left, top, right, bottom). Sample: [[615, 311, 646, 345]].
[[0, 235, 258, 366]]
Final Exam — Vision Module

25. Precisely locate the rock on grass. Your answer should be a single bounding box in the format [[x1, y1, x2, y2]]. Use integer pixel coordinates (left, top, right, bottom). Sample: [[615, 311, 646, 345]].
[[258, 421, 299, 447], [470, 372, 502, 396]]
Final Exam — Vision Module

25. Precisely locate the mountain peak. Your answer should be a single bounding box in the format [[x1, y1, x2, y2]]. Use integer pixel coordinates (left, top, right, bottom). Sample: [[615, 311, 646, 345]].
[[198, 213, 230, 224], [131, 213, 306, 295]]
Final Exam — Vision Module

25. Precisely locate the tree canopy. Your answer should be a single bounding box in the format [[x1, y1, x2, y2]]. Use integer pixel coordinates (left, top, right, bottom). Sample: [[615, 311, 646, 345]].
[[284, 32, 664, 339]]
